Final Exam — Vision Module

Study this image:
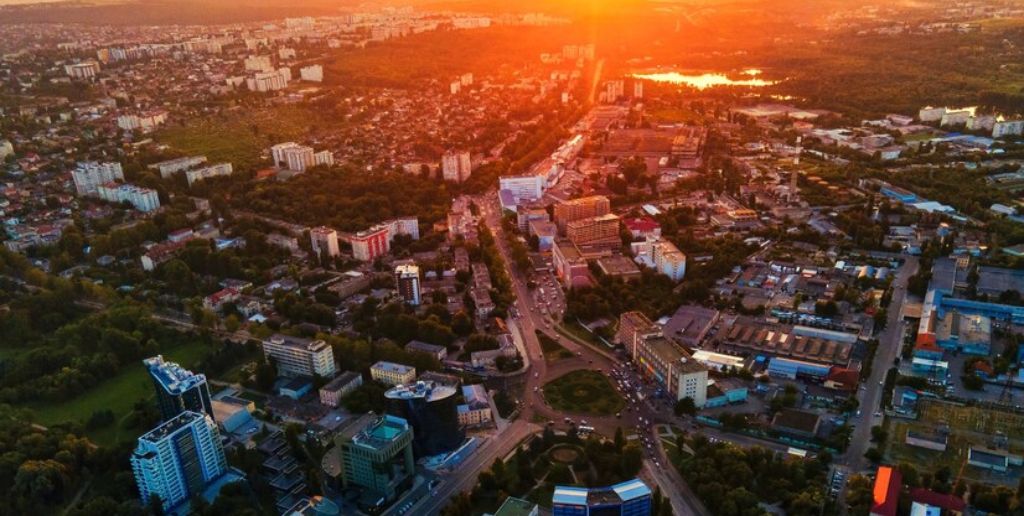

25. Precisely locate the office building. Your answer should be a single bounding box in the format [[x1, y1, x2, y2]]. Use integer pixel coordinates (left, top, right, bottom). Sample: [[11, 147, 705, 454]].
[[72, 161, 124, 196], [552, 478, 653, 516], [262, 334, 336, 378], [319, 371, 364, 408], [636, 335, 708, 405], [395, 263, 422, 305], [457, 384, 493, 427], [130, 411, 229, 513], [442, 151, 473, 183], [370, 361, 416, 386], [97, 183, 161, 212], [566, 214, 621, 247], [385, 380, 463, 457], [615, 311, 661, 353], [310, 226, 340, 259], [145, 355, 213, 421], [499, 175, 545, 203], [330, 414, 415, 508], [554, 196, 611, 232]]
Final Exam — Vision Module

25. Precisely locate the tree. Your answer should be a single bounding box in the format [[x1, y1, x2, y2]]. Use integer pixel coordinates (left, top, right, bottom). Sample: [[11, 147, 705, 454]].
[[674, 397, 697, 417]]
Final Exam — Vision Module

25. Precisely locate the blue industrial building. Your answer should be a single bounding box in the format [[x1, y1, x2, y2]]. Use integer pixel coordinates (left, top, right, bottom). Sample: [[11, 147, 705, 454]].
[[552, 479, 653, 516], [767, 357, 832, 380]]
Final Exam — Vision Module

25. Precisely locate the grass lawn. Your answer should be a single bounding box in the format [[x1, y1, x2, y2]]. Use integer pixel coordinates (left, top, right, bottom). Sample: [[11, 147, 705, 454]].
[[156, 105, 324, 171], [28, 339, 211, 447], [537, 331, 573, 362], [542, 370, 624, 417]]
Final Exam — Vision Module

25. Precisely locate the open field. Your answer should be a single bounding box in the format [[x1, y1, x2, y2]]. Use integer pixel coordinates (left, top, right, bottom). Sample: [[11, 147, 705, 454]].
[[28, 339, 210, 446], [884, 400, 1024, 486], [156, 105, 323, 171], [542, 370, 624, 416]]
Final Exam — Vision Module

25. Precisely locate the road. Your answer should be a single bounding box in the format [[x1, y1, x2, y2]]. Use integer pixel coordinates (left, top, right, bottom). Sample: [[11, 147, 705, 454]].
[[403, 420, 540, 516], [835, 255, 919, 508]]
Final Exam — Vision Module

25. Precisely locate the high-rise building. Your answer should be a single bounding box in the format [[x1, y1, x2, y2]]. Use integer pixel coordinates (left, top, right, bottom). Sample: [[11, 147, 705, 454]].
[[244, 55, 273, 72], [97, 183, 161, 212], [331, 414, 415, 507], [442, 151, 472, 183], [300, 64, 324, 82], [552, 479, 653, 516], [350, 225, 390, 262], [131, 411, 229, 513], [554, 196, 611, 232], [566, 214, 621, 248], [385, 380, 463, 457], [64, 61, 101, 79], [395, 263, 421, 305], [71, 161, 124, 196], [653, 240, 687, 281], [262, 334, 336, 378], [310, 226, 340, 259], [144, 355, 213, 421]]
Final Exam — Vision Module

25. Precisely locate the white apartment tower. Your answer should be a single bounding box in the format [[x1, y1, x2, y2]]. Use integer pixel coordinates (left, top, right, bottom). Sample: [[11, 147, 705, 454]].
[[72, 161, 124, 196], [310, 226, 340, 258], [262, 334, 336, 378], [442, 151, 472, 182]]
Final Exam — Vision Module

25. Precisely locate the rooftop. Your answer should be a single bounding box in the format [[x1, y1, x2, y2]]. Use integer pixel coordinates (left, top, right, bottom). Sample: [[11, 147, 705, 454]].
[[144, 355, 206, 395], [321, 371, 361, 392], [139, 410, 205, 444], [385, 380, 457, 402], [265, 334, 329, 352], [371, 360, 415, 375]]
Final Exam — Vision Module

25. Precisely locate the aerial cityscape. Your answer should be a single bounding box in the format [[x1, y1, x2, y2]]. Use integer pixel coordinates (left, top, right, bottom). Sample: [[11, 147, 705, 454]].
[[1, 0, 1024, 515]]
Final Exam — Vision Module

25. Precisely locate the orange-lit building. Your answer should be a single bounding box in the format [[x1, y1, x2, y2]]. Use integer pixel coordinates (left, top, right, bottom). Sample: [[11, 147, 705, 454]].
[[870, 466, 902, 516], [566, 213, 620, 247], [554, 195, 610, 231]]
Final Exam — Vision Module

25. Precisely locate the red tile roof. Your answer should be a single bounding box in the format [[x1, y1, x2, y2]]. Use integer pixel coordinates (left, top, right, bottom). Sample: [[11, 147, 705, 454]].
[[870, 466, 901, 516], [909, 487, 965, 513]]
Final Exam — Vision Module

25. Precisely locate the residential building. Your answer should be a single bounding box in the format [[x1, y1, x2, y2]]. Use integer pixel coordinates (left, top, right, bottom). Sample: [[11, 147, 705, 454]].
[[554, 196, 610, 231], [319, 371, 364, 407], [404, 340, 447, 361], [653, 240, 686, 281], [97, 183, 161, 212], [116, 110, 168, 132], [330, 414, 415, 508], [499, 175, 545, 203], [993, 119, 1024, 138], [144, 355, 213, 421], [262, 334, 336, 378], [150, 156, 207, 178], [457, 384, 493, 427], [552, 479, 653, 516], [615, 311, 661, 351], [72, 161, 124, 196], [566, 214, 620, 247], [0, 140, 13, 160], [370, 361, 416, 386], [310, 226, 340, 259], [65, 61, 100, 79], [442, 151, 472, 182], [130, 411, 229, 513], [244, 55, 273, 72], [300, 64, 324, 82], [395, 263, 422, 305], [246, 68, 289, 92], [350, 225, 390, 261], [184, 163, 233, 186], [385, 380, 464, 456]]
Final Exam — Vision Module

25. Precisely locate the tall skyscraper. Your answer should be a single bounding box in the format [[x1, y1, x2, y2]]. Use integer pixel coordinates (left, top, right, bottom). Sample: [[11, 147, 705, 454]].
[[395, 263, 421, 305], [310, 226, 340, 259], [145, 355, 214, 421], [385, 380, 463, 457], [131, 411, 229, 513]]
